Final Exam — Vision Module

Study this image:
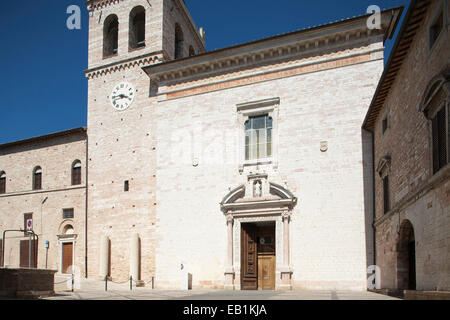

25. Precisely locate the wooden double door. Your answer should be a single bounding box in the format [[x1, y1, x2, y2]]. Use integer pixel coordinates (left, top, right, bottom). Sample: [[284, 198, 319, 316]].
[[20, 239, 38, 268], [241, 223, 276, 290]]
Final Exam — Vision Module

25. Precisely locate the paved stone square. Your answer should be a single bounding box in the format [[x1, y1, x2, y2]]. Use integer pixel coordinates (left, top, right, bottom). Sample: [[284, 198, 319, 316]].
[[42, 275, 400, 300]]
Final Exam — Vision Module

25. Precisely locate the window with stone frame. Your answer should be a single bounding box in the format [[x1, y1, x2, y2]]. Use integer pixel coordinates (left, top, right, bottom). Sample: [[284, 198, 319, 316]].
[[63, 208, 74, 220], [431, 104, 449, 173], [33, 166, 42, 190], [0, 171, 5, 194], [245, 115, 273, 161], [237, 98, 279, 171], [376, 154, 391, 216], [420, 70, 450, 175]]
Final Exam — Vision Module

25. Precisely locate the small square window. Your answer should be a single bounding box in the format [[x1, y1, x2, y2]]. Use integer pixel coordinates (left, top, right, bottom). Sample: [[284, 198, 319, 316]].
[[63, 209, 74, 220], [124, 180, 129, 192]]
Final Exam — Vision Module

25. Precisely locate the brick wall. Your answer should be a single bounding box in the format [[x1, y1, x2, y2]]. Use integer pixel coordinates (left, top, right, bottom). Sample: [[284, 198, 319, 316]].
[[372, 0, 450, 291], [0, 132, 87, 276]]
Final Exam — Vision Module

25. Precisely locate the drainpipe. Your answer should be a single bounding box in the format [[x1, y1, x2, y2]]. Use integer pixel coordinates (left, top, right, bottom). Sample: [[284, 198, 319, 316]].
[[84, 132, 89, 278], [370, 129, 377, 268]]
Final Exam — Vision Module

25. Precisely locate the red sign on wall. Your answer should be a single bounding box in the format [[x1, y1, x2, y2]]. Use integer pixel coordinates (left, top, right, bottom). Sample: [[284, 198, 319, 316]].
[[26, 219, 33, 231]]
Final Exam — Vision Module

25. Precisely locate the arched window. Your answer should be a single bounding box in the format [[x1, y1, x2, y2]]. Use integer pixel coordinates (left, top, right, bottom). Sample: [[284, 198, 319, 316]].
[[33, 167, 42, 190], [0, 171, 6, 194], [72, 160, 82, 186], [103, 14, 119, 57], [189, 45, 195, 57], [129, 6, 145, 49], [420, 70, 450, 174], [174, 24, 184, 59]]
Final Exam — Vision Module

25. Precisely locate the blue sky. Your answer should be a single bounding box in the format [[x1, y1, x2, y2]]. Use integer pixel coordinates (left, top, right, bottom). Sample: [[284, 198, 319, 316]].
[[0, 0, 409, 144]]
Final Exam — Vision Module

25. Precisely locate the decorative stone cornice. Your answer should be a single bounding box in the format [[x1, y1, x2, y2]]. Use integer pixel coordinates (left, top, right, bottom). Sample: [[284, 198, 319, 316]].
[[86, 0, 124, 11], [85, 52, 166, 79], [143, 9, 399, 91], [150, 32, 382, 86], [419, 68, 450, 115], [57, 234, 78, 240], [221, 180, 297, 214], [0, 185, 86, 198]]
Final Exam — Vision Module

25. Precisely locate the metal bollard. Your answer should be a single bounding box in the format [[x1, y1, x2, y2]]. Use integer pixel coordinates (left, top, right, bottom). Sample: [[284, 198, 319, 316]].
[[152, 276, 154, 289], [71, 274, 74, 292], [130, 275, 132, 291], [105, 275, 108, 292]]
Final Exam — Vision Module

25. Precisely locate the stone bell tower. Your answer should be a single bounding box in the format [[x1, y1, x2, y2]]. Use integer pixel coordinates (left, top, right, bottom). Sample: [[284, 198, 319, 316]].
[[84, 0, 205, 282]]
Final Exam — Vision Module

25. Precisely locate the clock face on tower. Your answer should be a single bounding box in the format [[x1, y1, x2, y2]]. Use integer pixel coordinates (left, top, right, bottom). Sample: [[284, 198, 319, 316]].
[[110, 82, 136, 111]]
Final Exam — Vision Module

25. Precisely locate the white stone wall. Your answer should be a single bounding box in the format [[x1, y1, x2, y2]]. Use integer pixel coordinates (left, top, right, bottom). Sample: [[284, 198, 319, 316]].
[[153, 58, 383, 290]]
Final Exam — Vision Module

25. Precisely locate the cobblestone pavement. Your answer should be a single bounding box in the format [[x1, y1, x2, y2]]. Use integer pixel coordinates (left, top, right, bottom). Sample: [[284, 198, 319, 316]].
[[42, 275, 400, 300]]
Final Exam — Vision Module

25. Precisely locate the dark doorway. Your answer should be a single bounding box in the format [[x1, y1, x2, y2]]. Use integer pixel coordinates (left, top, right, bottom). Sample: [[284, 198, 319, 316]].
[[397, 220, 416, 290]]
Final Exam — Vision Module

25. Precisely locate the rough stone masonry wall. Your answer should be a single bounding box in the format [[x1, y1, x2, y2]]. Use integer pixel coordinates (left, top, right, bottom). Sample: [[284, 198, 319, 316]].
[[153, 45, 384, 290], [373, 0, 450, 291], [0, 133, 87, 276]]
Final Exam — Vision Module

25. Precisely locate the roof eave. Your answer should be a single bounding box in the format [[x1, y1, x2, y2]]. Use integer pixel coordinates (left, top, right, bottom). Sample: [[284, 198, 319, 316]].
[[363, 0, 431, 131], [0, 127, 87, 150], [143, 7, 404, 77]]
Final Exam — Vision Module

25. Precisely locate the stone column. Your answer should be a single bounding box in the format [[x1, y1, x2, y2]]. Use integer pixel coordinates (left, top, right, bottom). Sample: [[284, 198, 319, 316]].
[[130, 233, 144, 286], [224, 214, 235, 290], [280, 212, 293, 290], [99, 235, 110, 280]]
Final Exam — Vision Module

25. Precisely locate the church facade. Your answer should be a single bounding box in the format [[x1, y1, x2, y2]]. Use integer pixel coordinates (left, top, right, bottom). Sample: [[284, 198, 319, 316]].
[[0, 0, 404, 291]]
